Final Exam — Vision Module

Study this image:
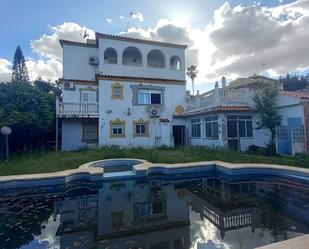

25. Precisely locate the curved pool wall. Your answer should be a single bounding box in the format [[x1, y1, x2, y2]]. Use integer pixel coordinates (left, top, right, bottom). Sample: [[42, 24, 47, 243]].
[[0, 159, 309, 190]]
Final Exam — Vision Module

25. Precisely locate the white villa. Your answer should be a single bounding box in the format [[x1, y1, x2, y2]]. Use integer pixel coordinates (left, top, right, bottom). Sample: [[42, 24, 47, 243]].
[[56, 33, 309, 155], [56, 33, 187, 150]]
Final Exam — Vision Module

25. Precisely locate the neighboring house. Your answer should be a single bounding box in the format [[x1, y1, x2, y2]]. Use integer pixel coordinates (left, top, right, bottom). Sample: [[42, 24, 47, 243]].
[[56, 33, 187, 151], [175, 75, 309, 155]]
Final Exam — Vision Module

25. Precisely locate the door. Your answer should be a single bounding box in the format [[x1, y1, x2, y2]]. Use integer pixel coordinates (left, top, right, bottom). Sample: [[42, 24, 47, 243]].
[[173, 125, 186, 146], [227, 119, 239, 150]]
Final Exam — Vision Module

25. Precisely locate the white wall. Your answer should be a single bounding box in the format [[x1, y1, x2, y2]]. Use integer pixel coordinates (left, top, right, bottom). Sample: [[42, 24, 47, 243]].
[[98, 79, 186, 147], [62, 119, 84, 151], [98, 38, 186, 81], [62, 84, 98, 103], [62, 44, 99, 80]]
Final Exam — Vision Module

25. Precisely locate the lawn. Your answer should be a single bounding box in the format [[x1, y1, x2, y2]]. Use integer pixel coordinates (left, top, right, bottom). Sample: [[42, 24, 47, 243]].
[[0, 146, 309, 176]]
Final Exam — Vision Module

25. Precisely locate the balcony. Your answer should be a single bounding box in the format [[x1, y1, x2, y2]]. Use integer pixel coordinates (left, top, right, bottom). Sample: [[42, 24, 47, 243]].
[[186, 88, 251, 112], [56, 99, 99, 118]]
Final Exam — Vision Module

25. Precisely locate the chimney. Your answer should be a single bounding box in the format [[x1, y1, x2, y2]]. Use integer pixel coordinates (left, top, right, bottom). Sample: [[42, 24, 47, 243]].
[[221, 76, 226, 88], [215, 81, 219, 89]]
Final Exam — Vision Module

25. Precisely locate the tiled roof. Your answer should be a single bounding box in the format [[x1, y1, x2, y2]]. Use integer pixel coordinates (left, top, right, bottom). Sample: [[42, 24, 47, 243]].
[[59, 39, 98, 48], [279, 91, 309, 100], [95, 32, 188, 49], [60, 78, 98, 85], [96, 74, 186, 84], [176, 105, 253, 117]]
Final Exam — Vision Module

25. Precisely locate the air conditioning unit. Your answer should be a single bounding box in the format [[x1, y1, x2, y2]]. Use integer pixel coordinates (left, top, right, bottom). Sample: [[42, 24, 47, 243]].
[[151, 190, 163, 200], [149, 106, 161, 118], [89, 56, 99, 65], [63, 81, 75, 90]]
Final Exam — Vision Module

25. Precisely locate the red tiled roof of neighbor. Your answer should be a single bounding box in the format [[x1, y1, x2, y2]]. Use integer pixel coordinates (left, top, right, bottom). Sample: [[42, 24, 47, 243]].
[[279, 91, 309, 100], [95, 32, 188, 49], [175, 105, 253, 117], [159, 118, 170, 123]]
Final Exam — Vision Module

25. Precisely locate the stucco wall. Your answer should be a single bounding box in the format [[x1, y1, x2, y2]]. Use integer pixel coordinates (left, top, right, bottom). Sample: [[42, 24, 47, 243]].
[[62, 84, 99, 103], [98, 38, 186, 81], [62, 119, 84, 151], [62, 44, 99, 80], [98, 79, 186, 147]]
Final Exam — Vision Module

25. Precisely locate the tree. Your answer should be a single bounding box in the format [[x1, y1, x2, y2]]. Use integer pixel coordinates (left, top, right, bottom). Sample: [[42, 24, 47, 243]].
[[253, 85, 281, 154], [0, 81, 54, 152], [12, 45, 29, 83], [280, 73, 308, 91], [186, 65, 198, 95]]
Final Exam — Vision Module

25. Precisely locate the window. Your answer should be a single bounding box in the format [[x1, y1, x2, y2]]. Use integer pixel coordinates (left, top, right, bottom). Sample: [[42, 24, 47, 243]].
[[152, 202, 164, 214], [134, 119, 149, 137], [227, 115, 253, 138], [191, 118, 201, 138], [104, 47, 117, 64], [80, 89, 97, 103], [205, 116, 219, 139], [110, 119, 126, 138], [239, 116, 253, 138], [82, 92, 88, 102], [170, 55, 181, 70], [122, 46, 142, 66], [138, 91, 162, 105], [111, 82, 124, 99], [147, 49, 165, 68], [138, 92, 150, 104], [82, 122, 98, 143], [131, 85, 165, 106], [134, 201, 164, 218]]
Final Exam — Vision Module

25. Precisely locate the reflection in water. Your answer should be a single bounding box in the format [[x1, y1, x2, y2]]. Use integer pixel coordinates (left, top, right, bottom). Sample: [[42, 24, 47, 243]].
[[0, 176, 308, 249]]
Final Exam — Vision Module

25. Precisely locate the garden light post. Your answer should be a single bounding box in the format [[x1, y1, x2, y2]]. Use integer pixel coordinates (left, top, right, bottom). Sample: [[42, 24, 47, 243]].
[[1, 126, 12, 162]]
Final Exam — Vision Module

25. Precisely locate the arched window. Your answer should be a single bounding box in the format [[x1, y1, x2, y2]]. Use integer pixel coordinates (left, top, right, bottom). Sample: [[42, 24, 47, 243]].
[[170, 55, 181, 70], [122, 46, 142, 66], [147, 49, 165, 68], [104, 48, 117, 64]]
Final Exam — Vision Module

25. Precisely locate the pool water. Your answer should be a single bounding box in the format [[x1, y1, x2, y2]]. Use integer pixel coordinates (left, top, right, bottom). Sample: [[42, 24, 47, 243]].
[[0, 174, 308, 249]]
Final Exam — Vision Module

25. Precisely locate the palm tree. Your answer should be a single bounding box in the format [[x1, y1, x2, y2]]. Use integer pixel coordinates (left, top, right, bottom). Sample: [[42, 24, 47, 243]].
[[186, 65, 198, 95]]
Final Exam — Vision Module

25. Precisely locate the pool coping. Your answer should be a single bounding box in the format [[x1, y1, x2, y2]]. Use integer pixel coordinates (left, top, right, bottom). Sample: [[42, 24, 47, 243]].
[[255, 234, 309, 249], [0, 159, 308, 190]]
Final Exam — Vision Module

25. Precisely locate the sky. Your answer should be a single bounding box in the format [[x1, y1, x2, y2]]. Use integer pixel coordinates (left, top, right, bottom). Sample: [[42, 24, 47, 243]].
[[0, 0, 309, 92]]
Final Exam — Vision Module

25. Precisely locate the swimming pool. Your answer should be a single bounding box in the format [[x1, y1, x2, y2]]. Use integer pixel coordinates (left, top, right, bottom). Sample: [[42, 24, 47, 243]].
[[0, 160, 308, 249]]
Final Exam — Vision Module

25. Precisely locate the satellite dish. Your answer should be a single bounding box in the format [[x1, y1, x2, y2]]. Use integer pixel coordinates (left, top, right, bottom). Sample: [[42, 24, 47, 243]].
[[1, 126, 12, 136]]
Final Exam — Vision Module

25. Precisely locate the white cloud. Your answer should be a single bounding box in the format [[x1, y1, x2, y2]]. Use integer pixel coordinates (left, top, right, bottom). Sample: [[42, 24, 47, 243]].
[[131, 11, 144, 22], [0, 58, 11, 82], [207, 0, 309, 80], [26, 58, 62, 82], [120, 15, 125, 20], [106, 18, 113, 24], [31, 22, 95, 61]]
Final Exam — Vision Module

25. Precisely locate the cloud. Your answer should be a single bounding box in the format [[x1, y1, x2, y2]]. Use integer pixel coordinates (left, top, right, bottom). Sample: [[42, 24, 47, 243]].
[[31, 22, 95, 61], [106, 18, 113, 24], [26, 58, 62, 82], [120, 15, 125, 20], [0, 59, 11, 82], [131, 11, 144, 22], [125, 19, 199, 71], [207, 0, 309, 79]]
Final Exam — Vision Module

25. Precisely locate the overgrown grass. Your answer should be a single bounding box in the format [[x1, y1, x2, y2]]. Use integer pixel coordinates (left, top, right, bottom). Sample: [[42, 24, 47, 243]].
[[0, 146, 309, 176]]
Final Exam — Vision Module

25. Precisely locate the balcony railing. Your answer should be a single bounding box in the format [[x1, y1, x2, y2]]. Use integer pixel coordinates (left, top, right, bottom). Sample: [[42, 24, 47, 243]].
[[56, 100, 99, 118], [186, 88, 250, 111]]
